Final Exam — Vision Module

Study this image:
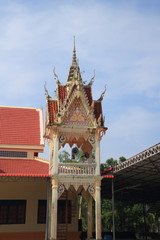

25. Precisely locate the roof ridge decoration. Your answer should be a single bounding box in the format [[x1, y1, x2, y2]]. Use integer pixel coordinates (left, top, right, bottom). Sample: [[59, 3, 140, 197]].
[[87, 70, 95, 87], [97, 85, 107, 101], [53, 67, 60, 85], [44, 81, 52, 100]]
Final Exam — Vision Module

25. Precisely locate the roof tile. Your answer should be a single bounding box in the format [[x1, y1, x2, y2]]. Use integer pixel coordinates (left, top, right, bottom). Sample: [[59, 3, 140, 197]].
[[48, 101, 58, 124], [0, 158, 50, 177], [58, 85, 67, 103], [0, 107, 43, 146]]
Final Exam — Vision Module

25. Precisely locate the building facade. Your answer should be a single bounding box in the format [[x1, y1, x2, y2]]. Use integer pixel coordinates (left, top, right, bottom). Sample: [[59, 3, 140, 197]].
[[0, 107, 48, 240]]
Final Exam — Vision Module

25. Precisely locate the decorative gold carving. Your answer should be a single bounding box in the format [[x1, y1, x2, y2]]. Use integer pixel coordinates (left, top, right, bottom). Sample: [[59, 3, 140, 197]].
[[70, 111, 85, 122], [59, 135, 66, 144], [58, 184, 65, 193], [57, 83, 97, 127], [88, 184, 95, 195], [63, 99, 90, 126], [88, 135, 95, 145]]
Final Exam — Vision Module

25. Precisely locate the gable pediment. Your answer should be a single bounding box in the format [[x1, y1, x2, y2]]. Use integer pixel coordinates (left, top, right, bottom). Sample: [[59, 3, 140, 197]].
[[61, 96, 95, 127]]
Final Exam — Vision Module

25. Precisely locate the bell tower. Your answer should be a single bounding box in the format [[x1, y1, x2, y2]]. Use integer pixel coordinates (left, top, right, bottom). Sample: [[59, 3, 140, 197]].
[[45, 42, 107, 240]]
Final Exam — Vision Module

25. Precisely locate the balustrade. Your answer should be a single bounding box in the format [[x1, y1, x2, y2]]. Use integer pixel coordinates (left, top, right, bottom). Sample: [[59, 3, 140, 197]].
[[58, 163, 96, 175]]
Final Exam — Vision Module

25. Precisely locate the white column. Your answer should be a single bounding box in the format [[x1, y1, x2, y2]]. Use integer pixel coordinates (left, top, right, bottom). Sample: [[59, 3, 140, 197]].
[[95, 139, 100, 175], [50, 179, 58, 240], [51, 134, 59, 175], [95, 183, 102, 240], [87, 195, 92, 239]]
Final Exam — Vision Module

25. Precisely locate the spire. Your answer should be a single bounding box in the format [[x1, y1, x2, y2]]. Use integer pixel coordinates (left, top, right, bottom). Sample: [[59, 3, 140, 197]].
[[72, 36, 77, 66], [67, 37, 82, 84]]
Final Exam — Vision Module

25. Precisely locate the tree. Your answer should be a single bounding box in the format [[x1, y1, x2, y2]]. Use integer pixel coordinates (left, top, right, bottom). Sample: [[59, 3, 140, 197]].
[[59, 150, 71, 162], [101, 156, 126, 171], [119, 156, 126, 163]]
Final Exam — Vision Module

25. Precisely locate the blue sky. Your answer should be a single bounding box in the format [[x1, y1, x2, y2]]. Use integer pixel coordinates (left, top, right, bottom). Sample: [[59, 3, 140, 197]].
[[0, 0, 160, 162]]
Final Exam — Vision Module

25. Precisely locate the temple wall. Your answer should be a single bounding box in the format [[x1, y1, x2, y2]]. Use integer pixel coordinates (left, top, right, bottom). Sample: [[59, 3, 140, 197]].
[[0, 181, 47, 233]]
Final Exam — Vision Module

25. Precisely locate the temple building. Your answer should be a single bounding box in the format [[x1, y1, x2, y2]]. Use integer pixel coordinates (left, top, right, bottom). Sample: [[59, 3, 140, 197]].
[[44, 42, 107, 240], [0, 44, 106, 240], [0, 107, 48, 240]]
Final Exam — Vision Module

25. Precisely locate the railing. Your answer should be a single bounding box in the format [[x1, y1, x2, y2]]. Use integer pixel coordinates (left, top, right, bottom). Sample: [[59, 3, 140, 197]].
[[58, 163, 96, 175], [114, 143, 160, 173]]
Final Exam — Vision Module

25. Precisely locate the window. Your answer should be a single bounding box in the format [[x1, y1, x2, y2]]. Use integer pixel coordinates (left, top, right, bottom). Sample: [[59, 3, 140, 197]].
[[37, 200, 46, 224], [58, 200, 72, 224], [0, 200, 26, 224], [0, 151, 27, 158]]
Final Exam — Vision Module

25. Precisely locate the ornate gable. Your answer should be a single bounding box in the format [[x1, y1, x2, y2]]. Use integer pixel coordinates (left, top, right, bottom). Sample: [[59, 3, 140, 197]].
[[62, 97, 94, 127]]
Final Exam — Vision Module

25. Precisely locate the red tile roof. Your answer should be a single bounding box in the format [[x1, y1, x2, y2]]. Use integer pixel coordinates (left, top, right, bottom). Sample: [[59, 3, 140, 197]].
[[48, 101, 58, 124], [0, 158, 50, 177], [58, 85, 67, 103], [0, 107, 43, 146]]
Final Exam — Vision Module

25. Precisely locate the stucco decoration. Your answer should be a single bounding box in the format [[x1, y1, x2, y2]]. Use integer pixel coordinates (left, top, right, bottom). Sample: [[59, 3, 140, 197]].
[[88, 184, 95, 195], [58, 183, 65, 198]]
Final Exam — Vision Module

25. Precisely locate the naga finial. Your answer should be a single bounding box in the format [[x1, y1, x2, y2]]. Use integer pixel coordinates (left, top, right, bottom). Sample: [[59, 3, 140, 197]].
[[44, 81, 51, 99], [98, 85, 107, 101], [53, 67, 60, 84], [88, 70, 95, 86], [44, 81, 48, 95]]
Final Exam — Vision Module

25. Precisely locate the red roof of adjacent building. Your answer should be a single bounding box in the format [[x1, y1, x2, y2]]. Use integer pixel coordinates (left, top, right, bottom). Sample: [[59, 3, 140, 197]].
[[0, 158, 50, 177], [0, 107, 43, 146]]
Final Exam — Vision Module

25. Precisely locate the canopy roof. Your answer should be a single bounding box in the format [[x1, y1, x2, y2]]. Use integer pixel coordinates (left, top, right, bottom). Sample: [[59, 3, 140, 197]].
[[102, 143, 160, 203]]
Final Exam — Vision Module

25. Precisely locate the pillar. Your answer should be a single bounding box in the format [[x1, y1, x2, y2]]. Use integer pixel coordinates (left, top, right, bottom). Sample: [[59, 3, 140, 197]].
[[50, 178, 58, 240], [95, 139, 100, 175], [49, 132, 59, 175], [52, 134, 59, 175], [95, 182, 102, 240], [87, 195, 93, 239]]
